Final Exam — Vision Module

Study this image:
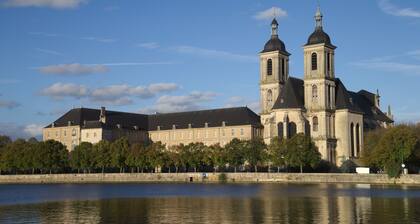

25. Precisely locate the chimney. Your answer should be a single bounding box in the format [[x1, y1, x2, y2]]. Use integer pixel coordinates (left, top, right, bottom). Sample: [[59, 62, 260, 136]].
[[100, 107, 106, 123], [375, 89, 380, 108]]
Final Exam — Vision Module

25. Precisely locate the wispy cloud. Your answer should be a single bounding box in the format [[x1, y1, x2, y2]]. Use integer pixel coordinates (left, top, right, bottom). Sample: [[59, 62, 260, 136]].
[[254, 7, 288, 20], [0, 78, 20, 84], [40, 82, 180, 106], [38, 63, 109, 75], [80, 36, 117, 43], [378, 0, 420, 18], [2, 0, 88, 9], [351, 50, 420, 76], [0, 100, 20, 109], [35, 48, 63, 56], [100, 62, 177, 66], [137, 42, 160, 49], [172, 45, 256, 62], [140, 91, 217, 114]]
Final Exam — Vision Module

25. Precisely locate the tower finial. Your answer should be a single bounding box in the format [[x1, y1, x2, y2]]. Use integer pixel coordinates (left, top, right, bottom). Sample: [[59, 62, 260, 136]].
[[271, 18, 279, 37], [315, 6, 323, 30]]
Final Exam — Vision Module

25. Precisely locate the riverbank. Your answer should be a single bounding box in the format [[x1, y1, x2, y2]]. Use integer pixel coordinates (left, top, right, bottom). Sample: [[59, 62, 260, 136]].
[[1, 173, 420, 184]]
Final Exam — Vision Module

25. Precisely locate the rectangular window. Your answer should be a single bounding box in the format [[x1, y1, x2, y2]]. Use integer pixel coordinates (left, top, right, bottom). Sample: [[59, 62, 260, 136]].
[[327, 53, 331, 72], [64, 131, 66, 137], [231, 129, 235, 136], [94, 132, 97, 138], [240, 128, 244, 136], [222, 129, 225, 136], [86, 133, 89, 138]]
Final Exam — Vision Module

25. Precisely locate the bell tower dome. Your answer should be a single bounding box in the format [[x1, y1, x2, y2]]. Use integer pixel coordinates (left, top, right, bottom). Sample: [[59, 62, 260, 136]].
[[259, 18, 290, 114]]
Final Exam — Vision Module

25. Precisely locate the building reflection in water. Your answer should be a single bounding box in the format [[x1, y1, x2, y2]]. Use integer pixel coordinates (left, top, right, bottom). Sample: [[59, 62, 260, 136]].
[[0, 183, 420, 223]]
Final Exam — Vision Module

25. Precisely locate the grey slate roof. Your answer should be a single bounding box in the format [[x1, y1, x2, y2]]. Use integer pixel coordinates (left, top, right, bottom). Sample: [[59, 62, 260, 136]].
[[148, 107, 261, 131], [46, 107, 262, 131], [272, 77, 305, 109], [270, 77, 393, 124], [306, 28, 336, 49], [45, 108, 149, 130]]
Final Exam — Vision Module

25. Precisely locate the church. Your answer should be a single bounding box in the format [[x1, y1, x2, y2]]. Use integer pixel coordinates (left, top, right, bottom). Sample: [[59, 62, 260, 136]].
[[259, 8, 393, 164], [43, 8, 393, 166]]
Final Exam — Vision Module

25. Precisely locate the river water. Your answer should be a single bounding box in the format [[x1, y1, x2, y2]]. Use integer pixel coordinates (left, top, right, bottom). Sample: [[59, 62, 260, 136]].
[[0, 183, 419, 223]]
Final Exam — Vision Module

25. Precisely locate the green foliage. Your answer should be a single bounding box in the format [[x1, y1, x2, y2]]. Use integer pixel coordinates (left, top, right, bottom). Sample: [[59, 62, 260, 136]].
[[70, 142, 95, 173], [110, 137, 130, 173], [93, 140, 111, 173], [242, 138, 266, 172], [362, 125, 420, 178], [225, 138, 245, 172], [284, 134, 321, 173], [268, 137, 287, 172], [340, 159, 357, 173]]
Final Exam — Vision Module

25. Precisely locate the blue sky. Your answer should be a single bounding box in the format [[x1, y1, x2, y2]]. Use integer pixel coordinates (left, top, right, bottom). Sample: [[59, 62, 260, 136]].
[[0, 0, 420, 139]]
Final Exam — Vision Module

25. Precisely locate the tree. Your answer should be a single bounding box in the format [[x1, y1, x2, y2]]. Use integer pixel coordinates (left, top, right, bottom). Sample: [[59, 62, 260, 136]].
[[284, 134, 321, 173], [225, 138, 245, 172], [243, 138, 266, 172], [70, 142, 94, 173], [370, 125, 418, 178], [110, 138, 130, 173], [146, 142, 166, 173], [183, 143, 205, 172], [167, 144, 184, 173], [39, 140, 68, 174], [209, 144, 227, 172], [93, 140, 112, 173], [127, 143, 148, 173], [268, 137, 287, 172], [0, 135, 12, 148]]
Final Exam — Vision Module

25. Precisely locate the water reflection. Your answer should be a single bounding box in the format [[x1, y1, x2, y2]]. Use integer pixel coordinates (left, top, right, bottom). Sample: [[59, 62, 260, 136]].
[[0, 183, 420, 223]]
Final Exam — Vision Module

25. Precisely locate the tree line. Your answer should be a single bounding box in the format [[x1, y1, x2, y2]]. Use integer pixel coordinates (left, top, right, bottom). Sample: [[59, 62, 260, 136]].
[[362, 124, 420, 177], [0, 134, 323, 174]]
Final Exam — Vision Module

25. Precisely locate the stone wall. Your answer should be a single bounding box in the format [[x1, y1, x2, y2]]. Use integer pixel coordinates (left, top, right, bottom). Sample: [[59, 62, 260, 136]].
[[1, 173, 420, 184]]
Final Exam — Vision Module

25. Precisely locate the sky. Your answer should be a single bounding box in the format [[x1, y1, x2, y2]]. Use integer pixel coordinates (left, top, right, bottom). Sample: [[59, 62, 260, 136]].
[[0, 0, 420, 139]]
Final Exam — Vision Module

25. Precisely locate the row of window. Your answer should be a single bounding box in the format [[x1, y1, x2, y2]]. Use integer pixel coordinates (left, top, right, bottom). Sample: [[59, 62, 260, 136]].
[[152, 128, 245, 141], [311, 52, 332, 74], [46, 128, 77, 138], [266, 58, 286, 81]]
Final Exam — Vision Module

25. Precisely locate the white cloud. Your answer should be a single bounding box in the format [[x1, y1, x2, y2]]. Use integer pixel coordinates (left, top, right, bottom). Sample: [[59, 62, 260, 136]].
[[254, 7, 288, 20], [137, 42, 160, 49], [172, 46, 256, 62], [40, 82, 179, 106], [140, 91, 217, 113], [0, 100, 20, 109], [378, 0, 420, 18], [101, 62, 177, 66], [40, 83, 89, 100], [225, 96, 260, 113], [2, 0, 87, 9], [38, 63, 109, 75], [90, 83, 179, 106], [0, 122, 43, 140], [23, 124, 44, 137]]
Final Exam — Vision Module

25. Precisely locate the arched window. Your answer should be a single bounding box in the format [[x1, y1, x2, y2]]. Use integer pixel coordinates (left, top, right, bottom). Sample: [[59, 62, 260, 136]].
[[281, 58, 285, 79], [312, 85, 318, 101], [356, 124, 360, 157], [267, 89, 273, 103], [313, 116, 318, 132], [350, 123, 355, 157], [278, 122, 284, 139], [267, 59, 273, 76], [311, 53, 317, 70], [288, 122, 297, 138]]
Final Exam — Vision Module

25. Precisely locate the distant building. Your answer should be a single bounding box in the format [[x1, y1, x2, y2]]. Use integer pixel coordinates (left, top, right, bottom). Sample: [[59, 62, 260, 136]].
[[43, 7, 393, 165], [43, 107, 262, 151]]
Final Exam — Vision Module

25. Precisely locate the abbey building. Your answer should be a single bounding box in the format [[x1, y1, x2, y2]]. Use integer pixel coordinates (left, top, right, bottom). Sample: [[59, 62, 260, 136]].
[[43, 8, 393, 165]]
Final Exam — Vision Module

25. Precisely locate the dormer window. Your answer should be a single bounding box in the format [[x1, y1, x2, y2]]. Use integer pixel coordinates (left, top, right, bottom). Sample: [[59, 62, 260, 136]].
[[157, 126, 161, 131], [205, 122, 208, 128], [267, 59, 272, 76], [188, 123, 192, 128], [311, 53, 317, 70]]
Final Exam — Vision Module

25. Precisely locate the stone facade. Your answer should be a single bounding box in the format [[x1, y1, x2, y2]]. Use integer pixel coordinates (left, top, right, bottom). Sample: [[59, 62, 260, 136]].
[[259, 9, 392, 166]]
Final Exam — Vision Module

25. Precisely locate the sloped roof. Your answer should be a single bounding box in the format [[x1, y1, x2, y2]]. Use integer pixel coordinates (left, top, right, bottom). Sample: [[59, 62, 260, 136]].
[[335, 78, 363, 113], [45, 108, 149, 130], [272, 77, 305, 109], [354, 90, 393, 123], [46, 107, 262, 131], [148, 107, 261, 131]]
